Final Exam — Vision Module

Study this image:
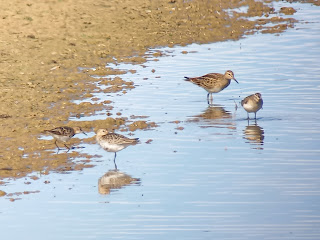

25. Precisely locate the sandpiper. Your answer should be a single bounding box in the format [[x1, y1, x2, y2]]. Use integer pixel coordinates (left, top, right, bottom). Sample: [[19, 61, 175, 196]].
[[184, 70, 238, 104], [44, 126, 86, 151], [241, 93, 263, 119], [96, 129, 139, 169]]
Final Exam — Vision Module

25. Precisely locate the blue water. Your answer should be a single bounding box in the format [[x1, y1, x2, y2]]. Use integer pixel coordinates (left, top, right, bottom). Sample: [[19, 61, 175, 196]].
[[1, 2, 320, 240]]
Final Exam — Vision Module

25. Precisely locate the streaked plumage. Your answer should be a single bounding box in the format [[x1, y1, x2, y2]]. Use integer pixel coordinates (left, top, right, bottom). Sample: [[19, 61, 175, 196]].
[[241, 93, 263, 119], [96, 129, 139, 169], [44, 126, 86, 150], [184, 70, 238, 104]]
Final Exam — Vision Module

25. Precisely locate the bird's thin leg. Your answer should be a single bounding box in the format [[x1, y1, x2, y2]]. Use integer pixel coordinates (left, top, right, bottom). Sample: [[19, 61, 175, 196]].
[[63, 143, 71, 153], [113, 153, 118, 171], [63, 143, 71, 152], [207, 93, 210, 104], [254, 112, 257, 120], [55, 140, 62, 154], [55, 140, 61, 150], [247, 113, 250, 120], [114, 160, 118, 171], [64, 143, 71, 150]]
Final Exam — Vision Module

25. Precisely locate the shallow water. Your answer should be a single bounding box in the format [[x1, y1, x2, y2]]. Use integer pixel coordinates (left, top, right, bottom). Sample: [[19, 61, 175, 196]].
[[1, 2, 320, 240]]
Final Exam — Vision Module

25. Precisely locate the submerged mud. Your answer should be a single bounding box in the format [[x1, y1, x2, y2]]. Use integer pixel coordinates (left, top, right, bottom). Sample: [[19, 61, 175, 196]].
[[0, 0, 317, 193]]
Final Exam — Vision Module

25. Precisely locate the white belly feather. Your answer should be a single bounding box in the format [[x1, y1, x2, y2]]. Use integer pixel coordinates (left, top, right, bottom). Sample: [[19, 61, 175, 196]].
[[99, 141, 126, 152]]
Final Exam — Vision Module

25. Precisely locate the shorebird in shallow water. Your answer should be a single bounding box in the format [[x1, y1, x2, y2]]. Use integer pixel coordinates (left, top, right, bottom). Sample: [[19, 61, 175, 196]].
[[184, 70, 238, 104], [44, 126, 86, 151], [241, 93, 263, 120], [96, 129, 139, 169]]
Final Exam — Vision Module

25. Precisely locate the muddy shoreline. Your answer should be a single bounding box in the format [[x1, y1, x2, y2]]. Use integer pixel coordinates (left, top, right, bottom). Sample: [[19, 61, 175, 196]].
[[0, 0, 317, 188]]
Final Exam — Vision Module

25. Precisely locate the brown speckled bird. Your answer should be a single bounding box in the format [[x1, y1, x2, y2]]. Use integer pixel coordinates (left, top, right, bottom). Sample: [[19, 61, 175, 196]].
[[96, 129, 139, 169], [241, 93, 263, 119], [185, 70, 238, 104], [44, 126, 86, 151]]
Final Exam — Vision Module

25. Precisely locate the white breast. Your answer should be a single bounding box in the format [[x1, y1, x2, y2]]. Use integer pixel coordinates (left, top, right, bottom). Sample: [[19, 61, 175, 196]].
[[99, 141, 125, 152], [242, 103, 256, 112]]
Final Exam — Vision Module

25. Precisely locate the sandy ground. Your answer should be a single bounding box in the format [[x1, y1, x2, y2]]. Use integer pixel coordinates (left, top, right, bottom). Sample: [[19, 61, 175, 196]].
[[0, 0, 313, 187]]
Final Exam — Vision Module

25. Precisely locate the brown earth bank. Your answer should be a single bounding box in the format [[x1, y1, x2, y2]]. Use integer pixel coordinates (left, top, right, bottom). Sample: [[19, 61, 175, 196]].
[[0, 0, 318, 188]]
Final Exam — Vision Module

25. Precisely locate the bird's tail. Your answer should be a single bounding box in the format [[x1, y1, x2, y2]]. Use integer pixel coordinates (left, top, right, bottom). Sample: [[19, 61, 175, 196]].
[[126, 138, 140, 144]]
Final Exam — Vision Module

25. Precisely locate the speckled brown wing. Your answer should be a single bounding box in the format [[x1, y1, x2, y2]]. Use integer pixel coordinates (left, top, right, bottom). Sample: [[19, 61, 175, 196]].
[[241, 96, 250, 106], [200, 73, 223, 80], [185, 73, 224, 88], [45, 126, 75, 137], [101, 133, 139, 145]]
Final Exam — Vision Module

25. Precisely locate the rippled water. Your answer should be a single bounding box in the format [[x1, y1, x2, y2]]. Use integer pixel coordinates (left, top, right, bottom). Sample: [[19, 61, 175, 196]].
[[1, 2, 320, 240]]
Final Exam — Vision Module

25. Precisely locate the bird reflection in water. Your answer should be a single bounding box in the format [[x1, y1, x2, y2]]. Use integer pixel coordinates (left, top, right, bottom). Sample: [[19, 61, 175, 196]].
[[187, 104, 235, 129], [98, 170, 140, 195], [243, 123, 264, 150]]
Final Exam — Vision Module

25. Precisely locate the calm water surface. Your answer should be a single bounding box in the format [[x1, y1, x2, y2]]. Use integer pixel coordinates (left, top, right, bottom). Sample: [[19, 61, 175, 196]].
[[1, 2, 320, 240]]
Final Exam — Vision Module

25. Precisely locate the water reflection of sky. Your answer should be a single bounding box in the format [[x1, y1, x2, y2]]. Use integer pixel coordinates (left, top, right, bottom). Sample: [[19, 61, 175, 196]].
[[1, 2, 320, 240]]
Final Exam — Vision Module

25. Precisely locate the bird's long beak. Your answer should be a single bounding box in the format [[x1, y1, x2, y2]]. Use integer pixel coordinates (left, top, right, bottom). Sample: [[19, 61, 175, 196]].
[[233, 78, 239, 84]]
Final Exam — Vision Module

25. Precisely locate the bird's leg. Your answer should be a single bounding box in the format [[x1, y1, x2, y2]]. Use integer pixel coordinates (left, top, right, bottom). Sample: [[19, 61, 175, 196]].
[[64, 143, 71, 150], [113, 153, 118, 171], [114, 160, 118, 171], [247, 113, 250, 120], [55, 140, 61, 150], [207, 93, 210, 104], [62, 143, 71, 153], [254, 112, 257, 120], [55, 140, 62, 154]]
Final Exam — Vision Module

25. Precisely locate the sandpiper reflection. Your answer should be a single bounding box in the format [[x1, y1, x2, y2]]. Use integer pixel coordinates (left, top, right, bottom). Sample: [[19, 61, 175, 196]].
[[187, 104, 234, 129], [243, 123, 264, 149], [98, 170, 140, 195]]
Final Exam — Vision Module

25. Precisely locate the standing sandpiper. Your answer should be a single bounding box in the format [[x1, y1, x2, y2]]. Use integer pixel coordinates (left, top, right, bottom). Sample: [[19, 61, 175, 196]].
[[44, 126, 86, 151], [241, 93, 263, 120], [184, 70, 238, 104], [96, 129, 139, 169]]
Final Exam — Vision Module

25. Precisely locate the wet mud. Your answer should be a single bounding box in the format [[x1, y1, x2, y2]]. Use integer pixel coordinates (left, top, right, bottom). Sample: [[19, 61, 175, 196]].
[[0, 0, 318, 195]]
